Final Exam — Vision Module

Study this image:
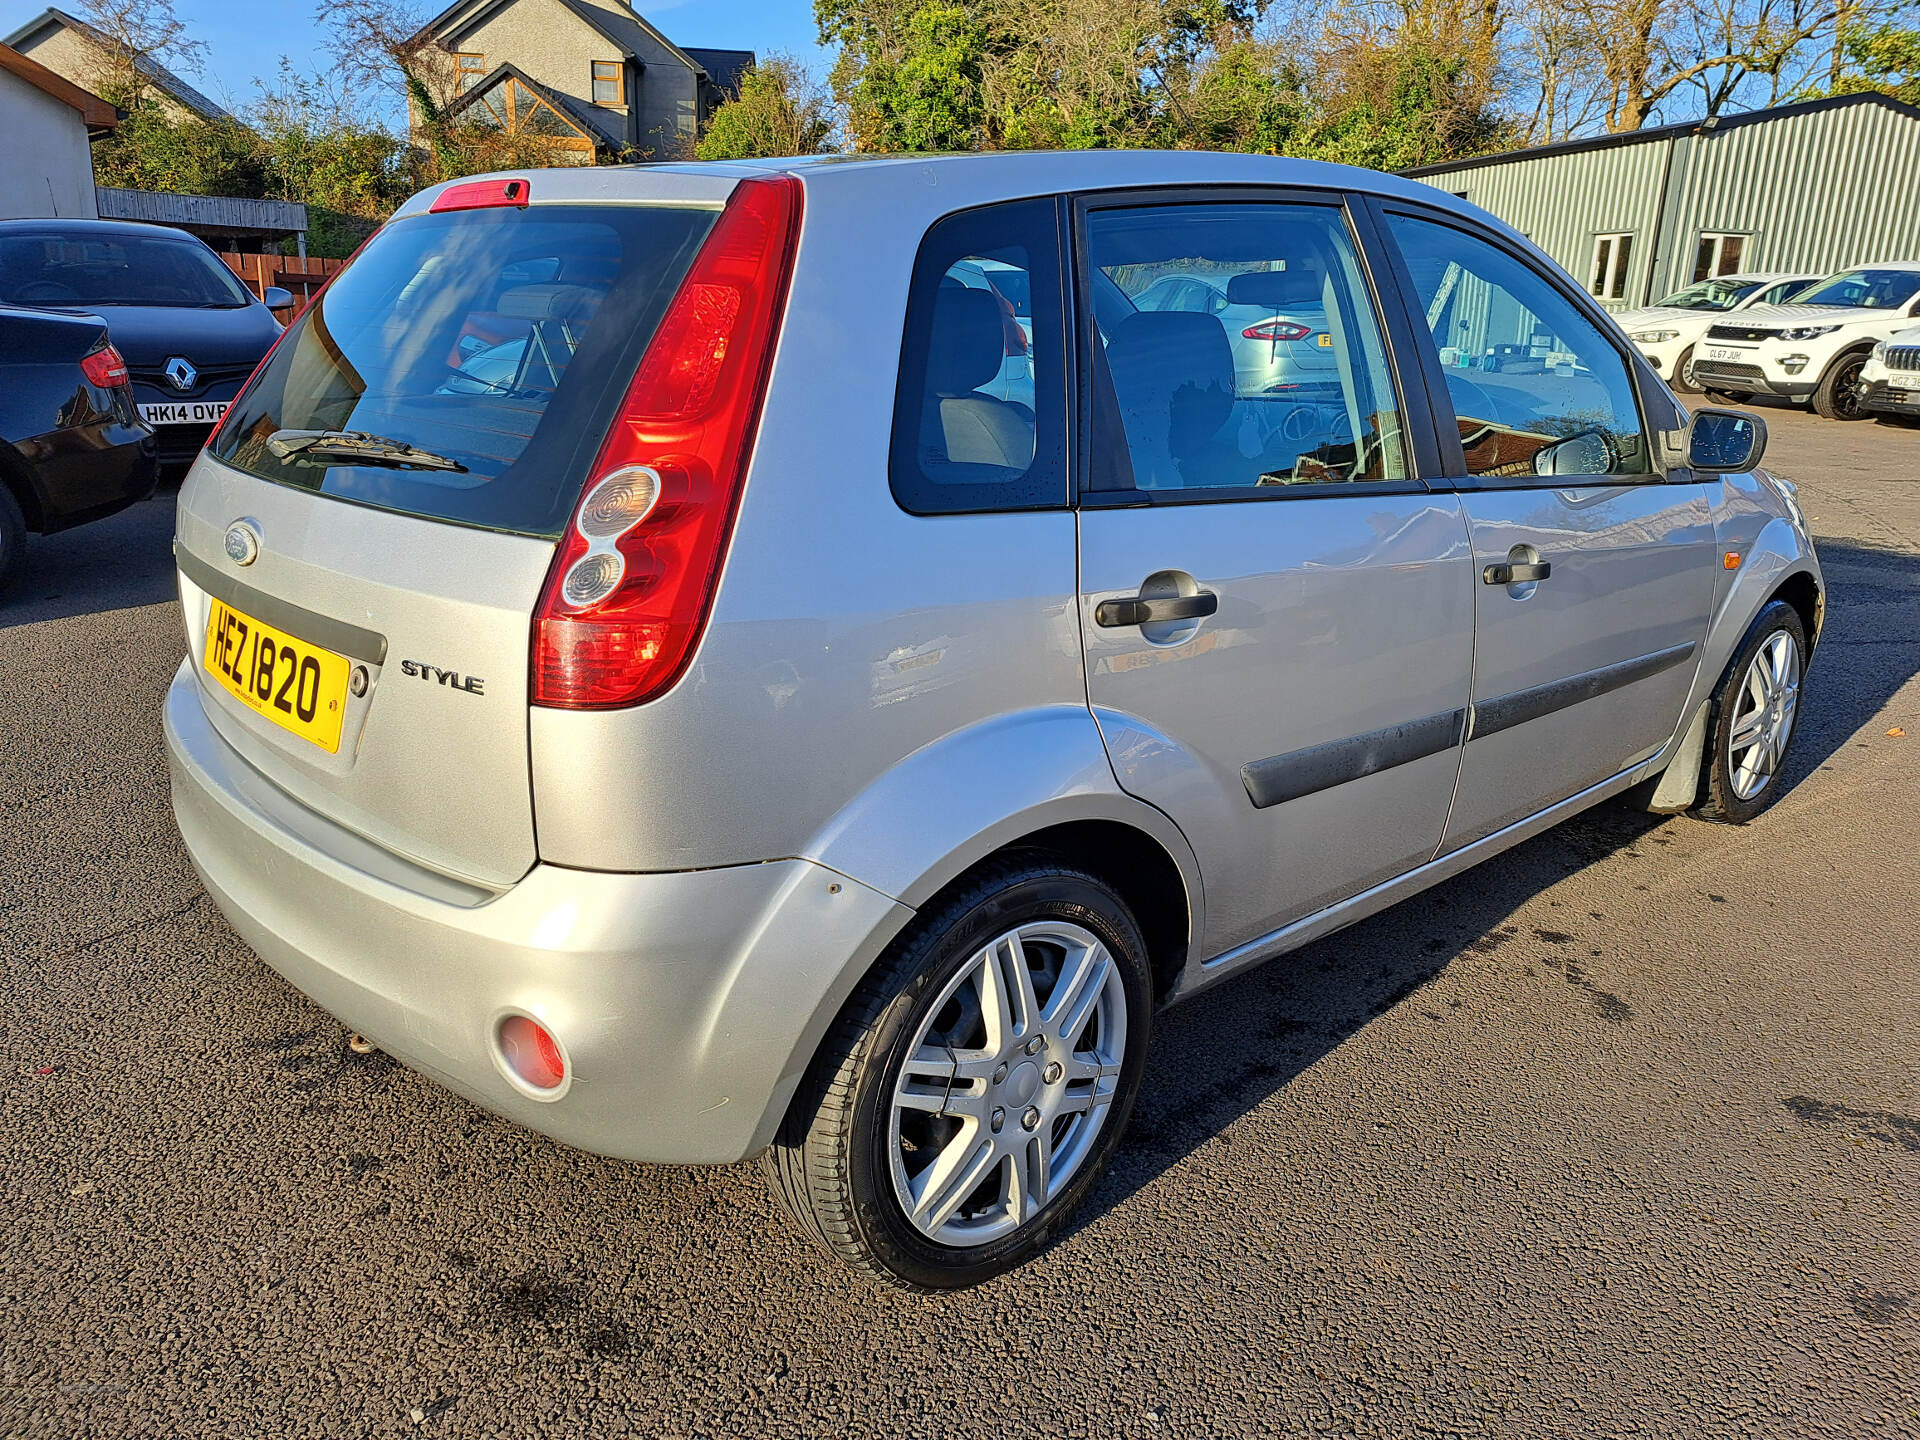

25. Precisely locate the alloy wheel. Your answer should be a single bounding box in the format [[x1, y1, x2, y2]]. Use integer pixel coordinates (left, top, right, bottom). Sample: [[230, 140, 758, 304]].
[[1834, 357, 1868, 418], [887, 920, 1128, 1246], [1727, 630, 1801, 801]]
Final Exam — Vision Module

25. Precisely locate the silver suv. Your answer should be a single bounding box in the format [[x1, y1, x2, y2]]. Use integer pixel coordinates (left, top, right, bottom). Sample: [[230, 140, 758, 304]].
[[164, 155, 1823, 1290]]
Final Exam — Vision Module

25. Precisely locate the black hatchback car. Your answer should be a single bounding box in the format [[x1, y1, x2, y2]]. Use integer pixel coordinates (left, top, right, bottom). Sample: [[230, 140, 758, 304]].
[[0, 301, 156, 589], [0, 219, 286, 471]]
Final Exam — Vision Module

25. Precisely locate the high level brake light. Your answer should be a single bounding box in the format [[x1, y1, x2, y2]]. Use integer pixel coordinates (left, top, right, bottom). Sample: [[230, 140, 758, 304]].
[[532, 174, 803, 710]]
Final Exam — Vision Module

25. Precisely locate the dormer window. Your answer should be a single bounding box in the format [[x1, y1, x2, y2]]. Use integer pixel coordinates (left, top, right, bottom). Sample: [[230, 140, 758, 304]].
[[591, 61, 623, 105]]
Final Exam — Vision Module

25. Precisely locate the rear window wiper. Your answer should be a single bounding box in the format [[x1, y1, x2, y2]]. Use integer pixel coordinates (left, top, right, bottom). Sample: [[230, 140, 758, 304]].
[[267, 429, 469, 473]]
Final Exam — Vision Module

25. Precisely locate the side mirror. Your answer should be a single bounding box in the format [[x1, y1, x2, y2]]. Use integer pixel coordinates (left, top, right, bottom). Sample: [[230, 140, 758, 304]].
[[262, 285, 294, 310], [1686, 407, 1767, 472], [1531, 428, 1617, 477]]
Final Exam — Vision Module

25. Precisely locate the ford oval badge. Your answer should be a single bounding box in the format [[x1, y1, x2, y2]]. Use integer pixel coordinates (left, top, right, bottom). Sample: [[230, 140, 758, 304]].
[[224, 518, 261, 567]]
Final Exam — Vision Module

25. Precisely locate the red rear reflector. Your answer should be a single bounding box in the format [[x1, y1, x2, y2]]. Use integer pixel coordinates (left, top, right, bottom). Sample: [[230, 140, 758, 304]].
[[80, 343, 128, 387], [532, 174, 803, 710], [1243, 320, 1313, 341], [497, 1015, 566, 1090], [431, 177, 531, 213]]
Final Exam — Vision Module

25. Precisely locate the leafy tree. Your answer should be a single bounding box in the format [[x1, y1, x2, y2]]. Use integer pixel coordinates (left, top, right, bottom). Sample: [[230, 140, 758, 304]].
[[1823, 20, 1920, 104], [695, 56, 836, 159], [845, 2, 992, 151], [91, 103, 269, 196]]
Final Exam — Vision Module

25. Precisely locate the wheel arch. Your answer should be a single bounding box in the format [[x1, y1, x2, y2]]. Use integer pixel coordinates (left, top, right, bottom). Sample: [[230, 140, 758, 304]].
[[1813, 339, 1878, 395], [1769, 568, 1823, 652], [750, 708, 1207, 1154]]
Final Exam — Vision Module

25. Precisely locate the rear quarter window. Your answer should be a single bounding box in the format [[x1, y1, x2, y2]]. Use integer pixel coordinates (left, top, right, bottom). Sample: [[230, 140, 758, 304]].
[[211, 204, 716, 538], [889, 199, 1067, 515]]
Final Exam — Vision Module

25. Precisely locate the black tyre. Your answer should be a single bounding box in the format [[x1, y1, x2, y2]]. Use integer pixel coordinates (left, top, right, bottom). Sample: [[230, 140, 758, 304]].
[[0, 483, 26, 595], [1703, 388, 1753, 404], [1671, 345, 1703, 394], [1811, 350, 1871, 420], [1693, 599, 1808, 824], [763, 856, 1153, 1291]]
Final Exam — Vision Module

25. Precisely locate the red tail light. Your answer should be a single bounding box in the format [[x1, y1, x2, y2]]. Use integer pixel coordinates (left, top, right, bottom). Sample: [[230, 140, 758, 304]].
[[532, 174, 802, 710], [80, 343, 128, 388], [1242, 319, 1314, 342]]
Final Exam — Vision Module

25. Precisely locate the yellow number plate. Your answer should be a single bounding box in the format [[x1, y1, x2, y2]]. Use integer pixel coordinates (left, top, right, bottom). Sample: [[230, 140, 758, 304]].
[[1316, 332, 1334, 347], [203, 598, 352, 753]]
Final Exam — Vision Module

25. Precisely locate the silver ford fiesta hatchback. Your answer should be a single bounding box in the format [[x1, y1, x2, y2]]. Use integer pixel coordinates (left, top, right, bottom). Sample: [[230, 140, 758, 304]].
[[165, 153, 1822, 1290]]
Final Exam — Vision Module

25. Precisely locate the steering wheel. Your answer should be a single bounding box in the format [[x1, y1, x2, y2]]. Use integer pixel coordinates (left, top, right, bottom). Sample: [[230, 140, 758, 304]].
[[1443, 371, 1502, 426]]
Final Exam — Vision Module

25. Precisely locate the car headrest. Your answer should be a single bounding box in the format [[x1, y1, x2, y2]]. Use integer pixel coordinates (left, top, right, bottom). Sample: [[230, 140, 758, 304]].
[[1105, 312, 1236, 460], [495, 283, 601, 323], [927, 287, 1007, 396], [1225, 268, 1324, 309]]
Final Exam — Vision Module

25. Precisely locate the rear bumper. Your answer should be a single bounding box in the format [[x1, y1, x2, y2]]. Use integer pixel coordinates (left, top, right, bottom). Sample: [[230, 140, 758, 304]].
[[12, 420, 156, 533], [164, 659, 912, 1164]]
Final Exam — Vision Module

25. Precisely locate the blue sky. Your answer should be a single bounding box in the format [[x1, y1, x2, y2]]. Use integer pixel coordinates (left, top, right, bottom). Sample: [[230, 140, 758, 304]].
[[0, 0, 830, 118]]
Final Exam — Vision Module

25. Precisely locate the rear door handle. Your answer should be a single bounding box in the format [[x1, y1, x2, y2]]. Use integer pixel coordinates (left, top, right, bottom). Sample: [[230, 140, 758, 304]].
[[1483, 562, 1552, 585], [1094, 591, 1219, 627]]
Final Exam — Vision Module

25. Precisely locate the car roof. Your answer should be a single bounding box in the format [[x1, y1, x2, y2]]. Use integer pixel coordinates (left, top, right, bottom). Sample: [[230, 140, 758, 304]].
[[0, 217, 208, 242], [403, 149, 1521, 241]]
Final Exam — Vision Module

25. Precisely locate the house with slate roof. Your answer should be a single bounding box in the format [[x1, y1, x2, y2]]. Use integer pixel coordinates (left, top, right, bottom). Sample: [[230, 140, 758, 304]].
[[409, 0, 753, 161], [4, 7, 232, 124]]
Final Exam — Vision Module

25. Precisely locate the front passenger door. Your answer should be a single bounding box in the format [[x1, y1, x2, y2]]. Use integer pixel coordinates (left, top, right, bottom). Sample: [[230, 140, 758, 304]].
[[1378, 210, 1718, 850]]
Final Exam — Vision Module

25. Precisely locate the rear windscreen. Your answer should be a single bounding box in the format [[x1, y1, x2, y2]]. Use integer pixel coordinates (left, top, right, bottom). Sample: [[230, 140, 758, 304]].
[[210, 204, 718, 538]]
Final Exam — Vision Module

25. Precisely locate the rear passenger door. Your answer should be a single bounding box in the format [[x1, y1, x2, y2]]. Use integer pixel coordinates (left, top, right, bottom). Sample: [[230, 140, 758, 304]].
[[1373, 207, 1717, 851], [1072, 193, 1476, 960]]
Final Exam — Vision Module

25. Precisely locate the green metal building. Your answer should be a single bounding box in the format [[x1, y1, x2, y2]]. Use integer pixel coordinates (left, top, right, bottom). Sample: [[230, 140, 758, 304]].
[[1405, 94, 1920, 313]]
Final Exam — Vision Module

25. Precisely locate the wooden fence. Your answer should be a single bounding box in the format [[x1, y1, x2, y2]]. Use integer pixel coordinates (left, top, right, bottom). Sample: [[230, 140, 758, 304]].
[[216, 254, 345, 316]]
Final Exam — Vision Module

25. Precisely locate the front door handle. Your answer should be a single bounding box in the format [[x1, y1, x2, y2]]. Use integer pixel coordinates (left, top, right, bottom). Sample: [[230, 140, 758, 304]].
[[1094, 591, 1219, 627], [1483, 561, 1552, 585]]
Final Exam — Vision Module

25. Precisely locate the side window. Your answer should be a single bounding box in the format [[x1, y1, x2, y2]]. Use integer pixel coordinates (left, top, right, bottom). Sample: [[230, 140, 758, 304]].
[[1386, 213, 1652, 481], [890, 199, 1065, 515], [1085, 202, 1409, 494]]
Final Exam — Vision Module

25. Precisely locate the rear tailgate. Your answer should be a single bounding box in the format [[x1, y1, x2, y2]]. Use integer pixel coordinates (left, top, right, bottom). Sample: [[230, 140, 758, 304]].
[[174, 461, 552, 888], [171, 171, 733, 889]]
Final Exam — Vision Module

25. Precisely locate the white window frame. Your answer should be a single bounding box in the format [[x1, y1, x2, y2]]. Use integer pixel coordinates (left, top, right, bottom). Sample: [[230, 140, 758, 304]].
[[1693, 232, 1751, 283], [1588, 232, 1634, 302]]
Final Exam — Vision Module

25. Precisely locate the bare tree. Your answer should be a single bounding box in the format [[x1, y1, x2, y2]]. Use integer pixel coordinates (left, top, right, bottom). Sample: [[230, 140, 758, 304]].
[[76, 0, 208, 105], [316, 0, 460, 123]]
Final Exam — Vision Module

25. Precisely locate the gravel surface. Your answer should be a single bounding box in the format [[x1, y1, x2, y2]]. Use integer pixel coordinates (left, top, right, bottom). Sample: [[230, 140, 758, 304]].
[[2, 406, 1916, 1438]]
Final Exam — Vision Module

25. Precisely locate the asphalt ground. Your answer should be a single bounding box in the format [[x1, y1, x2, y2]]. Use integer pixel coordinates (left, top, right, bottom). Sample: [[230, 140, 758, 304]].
[[1, 404, 1916, 1438]]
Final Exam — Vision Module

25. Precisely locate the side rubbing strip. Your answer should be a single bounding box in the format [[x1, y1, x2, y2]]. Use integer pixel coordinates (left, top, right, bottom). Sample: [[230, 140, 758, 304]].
[[1242, 708, 1467, 810], [1468, 642, 1696, 742]]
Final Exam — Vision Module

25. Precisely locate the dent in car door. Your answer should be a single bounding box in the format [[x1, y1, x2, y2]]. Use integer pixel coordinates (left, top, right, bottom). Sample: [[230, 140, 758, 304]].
[[1375, 208, 1716, 849], [1072, 194, 1476, 959]]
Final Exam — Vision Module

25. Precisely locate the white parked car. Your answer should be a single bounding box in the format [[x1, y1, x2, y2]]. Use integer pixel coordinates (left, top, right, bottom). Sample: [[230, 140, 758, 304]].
[[1689, 263, 1920, 419], [1615, 273, 1817, 393], [1860, 324, 1920, 420]]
